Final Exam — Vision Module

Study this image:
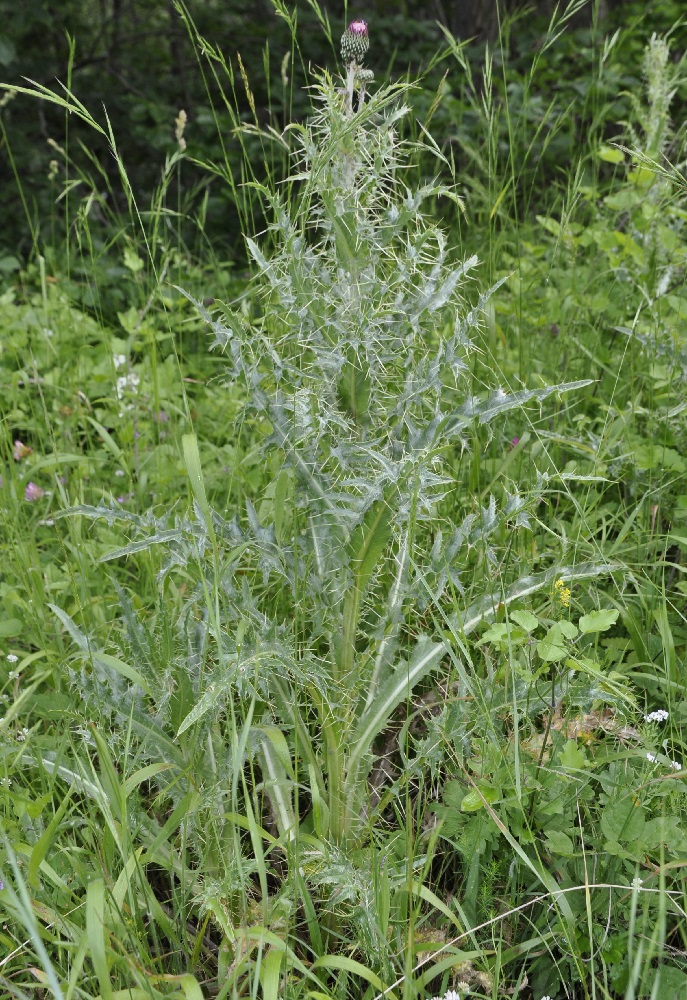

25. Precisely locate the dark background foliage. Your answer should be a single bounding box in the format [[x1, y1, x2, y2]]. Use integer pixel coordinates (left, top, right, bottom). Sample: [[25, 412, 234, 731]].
[[0, 0, 684, 265]]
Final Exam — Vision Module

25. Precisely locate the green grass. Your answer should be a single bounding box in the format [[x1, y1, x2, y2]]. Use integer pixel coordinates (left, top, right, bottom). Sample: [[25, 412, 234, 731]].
[[1, 3, 687, 999]]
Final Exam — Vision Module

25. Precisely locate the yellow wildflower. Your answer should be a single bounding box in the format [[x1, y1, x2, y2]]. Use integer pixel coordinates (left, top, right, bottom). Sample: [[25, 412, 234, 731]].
[[553, 578, 571, 607]]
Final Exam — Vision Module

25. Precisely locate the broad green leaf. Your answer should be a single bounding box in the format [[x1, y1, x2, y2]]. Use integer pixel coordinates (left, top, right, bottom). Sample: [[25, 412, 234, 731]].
[[162, 975, 204, 1000], [123, 246, 144, 273], [477, 623, 509, 645], [557, 619, 578, 640], [634, 443, 685, 473], [537, 625, 568, 662], [601, 800, 645, 845], [559, 739, 587, 770], [309, 764, 330, 838], [460, 784, 500, 812], [510, 610, 538, 631], [0, 617, 23, 637], [578, 609, 619, 634], [598, 144, 624, 164], [544, 830, 575, 857]]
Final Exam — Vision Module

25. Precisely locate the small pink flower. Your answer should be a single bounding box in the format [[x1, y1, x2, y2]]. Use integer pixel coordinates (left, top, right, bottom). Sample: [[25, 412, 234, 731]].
[[13, 440, 32, 461], [24, 482, 45, 502], [511, 437, 520, 448], [348, 19, 368, 36]]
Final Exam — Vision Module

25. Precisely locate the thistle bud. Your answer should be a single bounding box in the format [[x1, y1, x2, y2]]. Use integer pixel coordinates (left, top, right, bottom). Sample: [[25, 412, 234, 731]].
[[341, 20, 369, 65]]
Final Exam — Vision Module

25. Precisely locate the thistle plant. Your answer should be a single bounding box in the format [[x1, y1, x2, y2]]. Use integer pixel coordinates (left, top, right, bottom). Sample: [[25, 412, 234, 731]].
[[619, 33, 687, 300], [172, 21, 590, 847], [59, 20, 589, 870]]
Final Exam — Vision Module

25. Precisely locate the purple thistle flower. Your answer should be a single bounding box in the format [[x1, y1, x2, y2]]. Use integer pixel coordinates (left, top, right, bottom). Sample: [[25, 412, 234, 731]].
[[341, 19, 369, 64]]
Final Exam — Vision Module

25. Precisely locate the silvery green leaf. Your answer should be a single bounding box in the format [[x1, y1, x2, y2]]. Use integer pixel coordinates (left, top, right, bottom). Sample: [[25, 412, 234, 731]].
[[346, 637, 444, 795], [50, 604, 91, 652], [98, 529, 185, 563], [412, 254, 479, 317], [440, 380, 593, 439]]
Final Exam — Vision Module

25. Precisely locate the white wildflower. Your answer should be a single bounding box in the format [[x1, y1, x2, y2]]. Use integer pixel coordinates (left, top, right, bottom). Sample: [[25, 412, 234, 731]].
[[113, 354, 127, 369], [646, 752, 657, 762], [645, 709, 669, 723], [116, 372, 140, 399], [0, 777, 11, 788], [6, 654, 18, 663], [632, 876, 643, 888], [670, 760, 682, 771], [16, 727, 29, 742], [115, 469, 125, 477]]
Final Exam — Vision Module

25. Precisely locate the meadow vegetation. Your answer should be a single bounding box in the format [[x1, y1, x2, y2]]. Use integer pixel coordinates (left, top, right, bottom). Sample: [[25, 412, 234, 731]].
[[1, 2, 687, 998]]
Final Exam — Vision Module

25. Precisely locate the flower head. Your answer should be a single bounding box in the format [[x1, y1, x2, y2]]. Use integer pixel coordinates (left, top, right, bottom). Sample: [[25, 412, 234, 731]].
[[341, 19, 369, 65], [13, 440, 32, 461], [175, 109, 188, 152], [645, 709, 669, 723], [6, 654, 18, 664], [116, 371, 140, 399], [24, 482, 45, 502], [552, 578, 571, 608]]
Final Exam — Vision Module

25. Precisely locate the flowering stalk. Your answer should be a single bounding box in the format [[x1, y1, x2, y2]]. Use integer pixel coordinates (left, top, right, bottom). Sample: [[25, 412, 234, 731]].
[[340, 19, 371, 118]]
